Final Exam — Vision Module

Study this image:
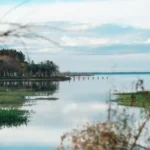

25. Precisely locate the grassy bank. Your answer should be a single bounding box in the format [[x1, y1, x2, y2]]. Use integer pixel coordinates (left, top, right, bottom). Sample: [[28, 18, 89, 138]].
[[112, 91, 150, 109]]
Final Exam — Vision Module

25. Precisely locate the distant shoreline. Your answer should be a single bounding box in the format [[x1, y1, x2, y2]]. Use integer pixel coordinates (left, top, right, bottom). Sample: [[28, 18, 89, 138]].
[[0, 76, 71, 81], [70, 72, 150, 75]]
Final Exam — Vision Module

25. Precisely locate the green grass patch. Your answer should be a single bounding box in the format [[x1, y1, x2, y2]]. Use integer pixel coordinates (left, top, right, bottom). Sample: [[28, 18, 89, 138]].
[[0, 109, 29, 128], [112, 91, 150, 109], [0, 88, 57, 105], [0, 90, 35, 107], [0, 85, 58, 128]]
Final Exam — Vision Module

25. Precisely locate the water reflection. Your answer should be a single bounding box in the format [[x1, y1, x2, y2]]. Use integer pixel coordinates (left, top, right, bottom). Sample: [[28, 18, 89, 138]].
[[0, 75, 150, 149], [0, 81, 59, 129], [0, 81, 59, 92]]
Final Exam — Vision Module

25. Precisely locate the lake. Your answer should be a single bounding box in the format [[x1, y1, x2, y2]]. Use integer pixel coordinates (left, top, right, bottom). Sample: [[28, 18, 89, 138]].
[[0, 74, 150, 150]]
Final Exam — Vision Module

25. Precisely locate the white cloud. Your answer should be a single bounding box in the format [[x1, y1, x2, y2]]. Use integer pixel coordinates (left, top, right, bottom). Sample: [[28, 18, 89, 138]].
[[61, 35, 120, 46], [32, 47, 62, 53], [66, 24, 91, 31], [0, 0, 150, 72], [0, 0, 150, 28], [65, 23, 99, 31], [0, 24, 12, 32], [145, 39, 150, 43]]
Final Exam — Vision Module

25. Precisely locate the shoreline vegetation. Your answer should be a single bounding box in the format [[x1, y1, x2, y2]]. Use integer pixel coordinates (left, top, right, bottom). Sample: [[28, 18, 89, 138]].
[[0, 49, 62, 128], [111, 79, 149, 109], [0, 49, 70, 81], [0, 109, 29, 128], [0, 81, 59, 128], [0, 76, 70, 81], [112, 91, 150, 109]]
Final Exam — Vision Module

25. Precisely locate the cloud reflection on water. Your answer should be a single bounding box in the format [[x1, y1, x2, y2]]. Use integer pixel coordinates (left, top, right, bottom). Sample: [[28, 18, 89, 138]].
[[0, 75, 150, 149]]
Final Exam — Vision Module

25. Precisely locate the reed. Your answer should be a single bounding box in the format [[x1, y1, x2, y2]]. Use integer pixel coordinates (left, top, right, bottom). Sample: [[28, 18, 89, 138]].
[[0, 109, 29, 128], [112, 91, 150, 109]]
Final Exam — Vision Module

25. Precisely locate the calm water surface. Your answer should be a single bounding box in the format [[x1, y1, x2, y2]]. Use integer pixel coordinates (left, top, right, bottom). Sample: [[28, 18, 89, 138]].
[[1, 75, 150, 150]]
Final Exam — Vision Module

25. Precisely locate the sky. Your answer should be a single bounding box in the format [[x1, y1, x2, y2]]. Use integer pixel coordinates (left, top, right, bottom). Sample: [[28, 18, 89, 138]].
[[0, 0, 150, 72]]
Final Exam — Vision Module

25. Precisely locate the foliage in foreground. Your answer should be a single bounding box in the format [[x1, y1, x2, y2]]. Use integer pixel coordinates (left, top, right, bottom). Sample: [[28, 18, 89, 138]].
[[58, 107, 150, 150]]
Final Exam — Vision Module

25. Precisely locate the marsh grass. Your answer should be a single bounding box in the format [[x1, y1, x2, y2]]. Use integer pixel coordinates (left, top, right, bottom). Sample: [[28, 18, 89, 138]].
[[0, 109, 29, 128], [0, 89, 34, 107], [0, 88, 58, 107], [0, 82, 58, 128], [112, 91, 150, 109]]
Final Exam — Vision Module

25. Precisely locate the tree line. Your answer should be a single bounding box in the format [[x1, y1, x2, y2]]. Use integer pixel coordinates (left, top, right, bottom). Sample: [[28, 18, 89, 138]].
[[0, 49, 59, 77]]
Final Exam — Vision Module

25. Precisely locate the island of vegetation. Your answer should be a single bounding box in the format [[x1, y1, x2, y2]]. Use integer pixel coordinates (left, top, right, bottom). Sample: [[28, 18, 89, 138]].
[[111, 79, 150, 109], [0, 49, 70, 81], [112, 91, 150, 109]]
